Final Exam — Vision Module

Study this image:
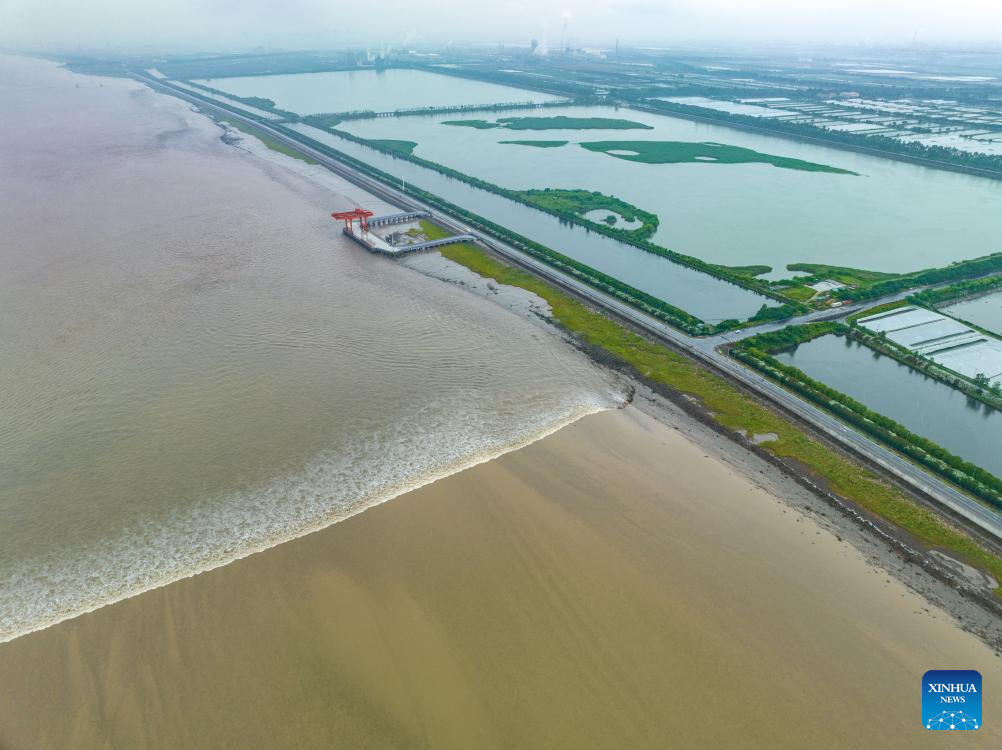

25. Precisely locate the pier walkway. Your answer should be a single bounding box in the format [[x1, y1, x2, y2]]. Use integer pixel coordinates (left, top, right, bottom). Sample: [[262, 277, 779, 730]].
[[343, 228, 473, 256]]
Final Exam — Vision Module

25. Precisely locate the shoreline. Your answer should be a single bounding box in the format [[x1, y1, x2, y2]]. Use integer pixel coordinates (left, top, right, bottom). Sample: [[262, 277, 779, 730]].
[[0, 395, 614, 647], [2, 406, 999, 748], [405, 247, 1002, 649], [233, 118, 1002, 645], [0, 70, 626, 647]]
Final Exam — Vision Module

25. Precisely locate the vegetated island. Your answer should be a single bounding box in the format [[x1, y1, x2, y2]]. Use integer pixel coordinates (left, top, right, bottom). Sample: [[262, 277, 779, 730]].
[[580, 140, 857, 174], [499, 140, 569, 148], [443, 116, 654, 131], [512, 188, 659, 240], [364, 138, 418, 155]]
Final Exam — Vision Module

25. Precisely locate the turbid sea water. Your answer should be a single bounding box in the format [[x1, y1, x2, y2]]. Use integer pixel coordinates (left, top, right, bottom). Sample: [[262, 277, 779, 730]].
[[0, 55, 622, 643]]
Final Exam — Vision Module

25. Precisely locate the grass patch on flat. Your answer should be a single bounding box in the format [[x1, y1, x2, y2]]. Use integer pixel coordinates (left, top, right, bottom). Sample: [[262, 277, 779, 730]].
[[580, 140, 856, 175], [778, 285, 819, 303], [226, 120, 317, 165], [436, 241, 1002, 594], [417, 219, 451, 241], [787, 263, 897, 287], [365, 139, 418, 155], [499, 140, 569, 148]]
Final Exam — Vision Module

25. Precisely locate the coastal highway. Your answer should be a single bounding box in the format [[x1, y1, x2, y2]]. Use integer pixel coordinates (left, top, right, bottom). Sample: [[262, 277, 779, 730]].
[[140, 75, 1002, 542]]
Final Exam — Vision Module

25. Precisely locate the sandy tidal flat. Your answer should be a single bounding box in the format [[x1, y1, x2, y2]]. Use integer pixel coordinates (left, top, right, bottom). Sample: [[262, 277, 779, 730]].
[[0, 407, 998, 749]]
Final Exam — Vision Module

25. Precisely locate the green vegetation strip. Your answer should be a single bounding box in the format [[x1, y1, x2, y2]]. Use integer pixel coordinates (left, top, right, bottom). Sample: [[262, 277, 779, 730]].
[[733, 324, 1002, 511], [436, 244, 1002, 595], [786, 263, 896, 288], [443, 116, 653, 130], [224, 120, 317, 165], [512, 188, 659, 241], [306, 99, 582, 126], [845, 299, 910, 325], [833, 253, 1002, 303], [499, 140, 568, 148], [580, 140, 857, 175], [911, 274, 1002, 309], [364, 139, 417, 155]]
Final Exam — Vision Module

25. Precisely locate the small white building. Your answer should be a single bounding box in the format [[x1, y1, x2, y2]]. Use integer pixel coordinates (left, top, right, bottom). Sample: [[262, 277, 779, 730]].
[[808, 279, 848, 294]]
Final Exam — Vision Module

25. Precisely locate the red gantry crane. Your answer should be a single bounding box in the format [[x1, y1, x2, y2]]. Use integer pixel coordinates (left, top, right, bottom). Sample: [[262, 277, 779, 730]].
[[331, 208, 374, 234]]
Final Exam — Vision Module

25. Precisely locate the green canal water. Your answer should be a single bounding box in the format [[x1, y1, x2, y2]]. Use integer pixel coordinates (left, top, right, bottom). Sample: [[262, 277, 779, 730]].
[[942, 290, 1002, 336], [775, 335, 1002, 478]]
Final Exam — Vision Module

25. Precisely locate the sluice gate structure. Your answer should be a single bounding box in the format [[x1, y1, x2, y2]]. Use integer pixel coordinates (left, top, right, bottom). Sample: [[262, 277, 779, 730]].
[[332, 208, 471, 256]]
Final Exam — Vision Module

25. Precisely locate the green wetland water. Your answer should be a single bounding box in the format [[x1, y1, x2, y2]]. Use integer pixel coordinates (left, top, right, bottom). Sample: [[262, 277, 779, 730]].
[[196, 69, 561, 115], [338, 105, 1002, 279], [942, 290, 1002, 336], [288, 122, 774, 323], [775, 335, 1002, 478]]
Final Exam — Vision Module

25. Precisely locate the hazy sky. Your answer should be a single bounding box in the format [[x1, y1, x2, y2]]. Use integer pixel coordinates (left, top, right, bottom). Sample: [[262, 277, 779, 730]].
[[3, 0, 1002, 52]]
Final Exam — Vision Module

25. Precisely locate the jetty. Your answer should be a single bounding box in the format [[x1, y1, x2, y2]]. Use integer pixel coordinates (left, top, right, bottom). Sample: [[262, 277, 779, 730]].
[[332, 208, 474, 256]]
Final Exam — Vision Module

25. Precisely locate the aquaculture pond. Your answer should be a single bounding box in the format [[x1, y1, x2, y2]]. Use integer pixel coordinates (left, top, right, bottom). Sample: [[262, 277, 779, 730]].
[[775, 335, 1002, 477], [942, 290, 1002, 336]]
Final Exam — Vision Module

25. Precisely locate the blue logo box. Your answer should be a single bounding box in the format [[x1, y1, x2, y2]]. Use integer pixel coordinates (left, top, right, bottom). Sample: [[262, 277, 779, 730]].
[[923, 670, 982, 730]]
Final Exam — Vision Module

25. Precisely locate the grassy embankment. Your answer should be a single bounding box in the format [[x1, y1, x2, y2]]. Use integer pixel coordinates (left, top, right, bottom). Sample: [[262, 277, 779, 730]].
[[432, 238, 1002, 594], [500, 140, 568, 148], [511, 189, 659, 240], [224, 120, 318, 165], [580, 140, 858, 175], [846, 299, 910, 324], [443, 116, 654, 130]]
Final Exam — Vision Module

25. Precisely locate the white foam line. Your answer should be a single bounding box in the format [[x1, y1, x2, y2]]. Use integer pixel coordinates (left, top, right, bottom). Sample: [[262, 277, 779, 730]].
[[0, 401, 613, 645]]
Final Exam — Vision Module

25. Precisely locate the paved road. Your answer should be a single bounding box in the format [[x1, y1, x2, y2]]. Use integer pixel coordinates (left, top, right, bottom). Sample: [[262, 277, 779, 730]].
[[140, 75, 1002, 542]]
